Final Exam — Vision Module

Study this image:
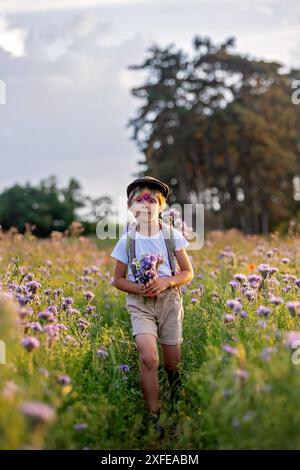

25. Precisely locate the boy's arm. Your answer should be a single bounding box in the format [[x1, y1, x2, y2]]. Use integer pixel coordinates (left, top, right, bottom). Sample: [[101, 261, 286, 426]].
[[112, 259, 143, 295], [168, 248, 194, 288]]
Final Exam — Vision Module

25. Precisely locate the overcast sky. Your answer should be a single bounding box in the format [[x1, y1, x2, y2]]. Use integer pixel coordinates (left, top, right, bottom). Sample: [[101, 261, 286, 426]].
[[0, 0, 299, 223]]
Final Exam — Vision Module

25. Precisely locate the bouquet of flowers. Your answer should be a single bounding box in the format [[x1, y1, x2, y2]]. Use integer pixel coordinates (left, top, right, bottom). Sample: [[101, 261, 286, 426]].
[[131, 253, 165, 303]]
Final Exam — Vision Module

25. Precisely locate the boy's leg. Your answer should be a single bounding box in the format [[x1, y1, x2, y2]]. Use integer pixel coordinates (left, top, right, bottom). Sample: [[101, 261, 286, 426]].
[[161, 344, 182, 402], [134, 333, 160, 414]]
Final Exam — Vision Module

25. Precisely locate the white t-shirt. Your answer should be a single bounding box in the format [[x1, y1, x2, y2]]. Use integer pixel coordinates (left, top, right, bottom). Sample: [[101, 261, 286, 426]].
[[110, 227, 189, 282]]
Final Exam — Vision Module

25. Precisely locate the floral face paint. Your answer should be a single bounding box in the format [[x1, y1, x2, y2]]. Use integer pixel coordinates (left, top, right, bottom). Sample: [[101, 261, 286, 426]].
[[132, 190, 158, 205]]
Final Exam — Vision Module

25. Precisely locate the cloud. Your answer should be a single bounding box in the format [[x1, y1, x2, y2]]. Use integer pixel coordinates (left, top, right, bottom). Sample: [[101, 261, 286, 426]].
[[0, 10, 148, 210], [0, 0, 160, 14], [0, 15, 27, 56]]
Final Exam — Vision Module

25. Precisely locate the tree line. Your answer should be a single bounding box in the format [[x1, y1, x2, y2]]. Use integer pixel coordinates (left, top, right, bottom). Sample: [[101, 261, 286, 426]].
[[0, 175, 113, 237], [126, 36, 300, 234]]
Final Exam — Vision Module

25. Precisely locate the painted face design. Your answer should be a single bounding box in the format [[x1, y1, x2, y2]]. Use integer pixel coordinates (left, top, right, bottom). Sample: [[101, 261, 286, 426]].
[[132, 191, 158, 204]]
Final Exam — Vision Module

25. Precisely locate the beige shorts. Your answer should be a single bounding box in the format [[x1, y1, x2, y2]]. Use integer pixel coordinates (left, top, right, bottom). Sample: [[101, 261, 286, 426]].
[[125, 286, 184, 345]]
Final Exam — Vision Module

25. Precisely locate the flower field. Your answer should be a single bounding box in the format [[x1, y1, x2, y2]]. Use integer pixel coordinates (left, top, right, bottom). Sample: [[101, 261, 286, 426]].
[[0, 227, 300, 450]]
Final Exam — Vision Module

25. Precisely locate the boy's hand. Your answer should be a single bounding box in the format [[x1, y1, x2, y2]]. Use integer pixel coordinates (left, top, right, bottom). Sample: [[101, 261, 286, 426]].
[[142, 277, 171, 297], [136, 279, 155, 297]]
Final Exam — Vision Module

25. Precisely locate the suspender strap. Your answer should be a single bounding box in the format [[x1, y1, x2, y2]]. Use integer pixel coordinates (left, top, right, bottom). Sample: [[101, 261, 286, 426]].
[[127, 226, 139, 283], [161, 222, 176, 276]]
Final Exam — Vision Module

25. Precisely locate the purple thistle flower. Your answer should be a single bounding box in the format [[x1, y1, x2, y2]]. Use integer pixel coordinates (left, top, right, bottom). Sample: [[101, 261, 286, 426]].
[[16, 294, 32, 306], [270, 296, 284, 306], [62, 297, 74, 309], [243, 289, 256, 301], [224, 314, 235, 323], [26, 280, 41, 294], [234, 273, 248, 284], [74, 422, 88, 431], [240, 310, 249, 318], [64, 335, 79, 346], [260, 346, 277, 361], [223, 344, 238, 355], [286, 301, 300, 317], [38, 309, 56, 324], [54, 288, 63, 298], [29, 322, 43, 332], [57, 374, 71, 385], [284, 331, 300, 349], [97, 347, 108, 357], [256, 305, 272, 317], [234, 368, 249, 380], [226, 299, 243, 314], [257, 264, 278, 279], [247, 274, 262, 288], [229, 280, 240, 290], [283, 285, 291, 293], [43, 324, 59, 340], [77, 318, 90, 330], [84, 291, 95, 301], [85, 305, 96, 314], [21, 336, 40, 352], [20, 401, 56, 424]]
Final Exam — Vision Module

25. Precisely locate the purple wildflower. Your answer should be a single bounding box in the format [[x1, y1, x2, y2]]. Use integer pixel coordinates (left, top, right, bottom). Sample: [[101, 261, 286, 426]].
[[234, 368, 249, 380], [286, 301, 300, 317], [57, 374, 71, 385], [43, 324, 59, 341], [260, 346, 277, 361], [20, 401, 56, 424], [21, 336, 40, 352], [119, 364, 130, 373], [243, 289, 256, 301], [224, 314, 235, 323], [74, 423, 88, 431], [226, 299, 243, 314], [223, 344, 238, 355], [270, 296, 284, 306], [38, 309, 56, 324], [234, 273, 248, 284], [77, 318, 90, 330], [62, 297, 74, 309], [97, 347, 108, 357], [84, 291, 95, 302], [240, 310, 249, 318], [229, 280, 240, 290], [26, 280, 41, 294], [28, 322, 43, 332], [256, 305, 271, 317], [284, 331, 300, 349]]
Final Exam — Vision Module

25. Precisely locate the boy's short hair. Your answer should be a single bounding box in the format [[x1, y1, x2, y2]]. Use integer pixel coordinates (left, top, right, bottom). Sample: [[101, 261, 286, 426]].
[[127, 185, 167, 211]]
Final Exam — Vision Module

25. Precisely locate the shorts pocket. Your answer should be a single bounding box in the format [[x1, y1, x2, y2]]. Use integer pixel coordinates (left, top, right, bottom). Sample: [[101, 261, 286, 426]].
[[126, 293, 139, 309]]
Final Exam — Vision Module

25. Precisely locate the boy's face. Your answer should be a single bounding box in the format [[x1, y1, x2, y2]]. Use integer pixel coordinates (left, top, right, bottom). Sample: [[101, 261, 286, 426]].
[[129, 188, 161, 223]]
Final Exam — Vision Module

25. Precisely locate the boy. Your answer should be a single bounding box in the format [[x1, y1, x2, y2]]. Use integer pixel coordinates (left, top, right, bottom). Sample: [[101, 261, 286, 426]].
[[110, 176, 194, 438]]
